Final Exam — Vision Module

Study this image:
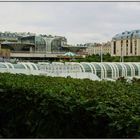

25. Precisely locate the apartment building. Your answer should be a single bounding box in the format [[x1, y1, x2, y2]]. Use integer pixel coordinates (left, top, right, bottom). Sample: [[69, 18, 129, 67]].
[[111, 30, 140, 56], [86, 42, 111, 55]]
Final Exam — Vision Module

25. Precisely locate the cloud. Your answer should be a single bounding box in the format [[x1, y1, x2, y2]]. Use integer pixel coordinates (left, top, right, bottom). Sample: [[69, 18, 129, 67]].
[[0, 2, 140, 44]]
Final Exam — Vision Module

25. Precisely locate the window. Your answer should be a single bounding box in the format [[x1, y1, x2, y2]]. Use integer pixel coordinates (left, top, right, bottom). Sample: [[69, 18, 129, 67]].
[[126, 40, 128, 45], [135, 46, 137, 55], [130, 33, 133, 54], [121, 40, 123, 46], [130, 41, 133, 53], [126, 40, 128, 55], [94, 64, 102, 78], [113, 41, 116, 54], [13, 64, 25, 69], [132, 64, 138, 76], [104, 64, 112, 78], [25, 64, 31, 70], [116, 64, 123, 77], [81, 64, 92, 72], [31, 64, 37, 70], [7, 64, 12, 68], [134, 40, 137, 47], [124, 64, 131, 76], [0, 64, 7, 68]]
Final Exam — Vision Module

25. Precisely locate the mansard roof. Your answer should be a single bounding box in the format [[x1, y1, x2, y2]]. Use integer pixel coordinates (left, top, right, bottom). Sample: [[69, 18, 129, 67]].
[[112, 30, 140, 40]]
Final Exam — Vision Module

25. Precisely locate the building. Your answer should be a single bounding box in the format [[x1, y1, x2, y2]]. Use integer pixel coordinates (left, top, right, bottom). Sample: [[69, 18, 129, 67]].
[[102, 42, 111, 55], [42, 35, 67, 53], [0, 48, 10, 58], [0, 31, 86, 59], [84, 43, 95, 55], [0, 33, 67, 53], [85, 42, 111, 55], [111, 30, 140, 56], [62, 44, 87, 55]]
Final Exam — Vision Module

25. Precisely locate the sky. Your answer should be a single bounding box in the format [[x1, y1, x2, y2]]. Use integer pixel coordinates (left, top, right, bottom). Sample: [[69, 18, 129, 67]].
[[0, 2, 140, 45]]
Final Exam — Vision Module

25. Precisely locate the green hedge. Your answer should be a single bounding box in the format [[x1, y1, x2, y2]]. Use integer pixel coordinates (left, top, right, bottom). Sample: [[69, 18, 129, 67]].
[[76, 53, 140, 62], [0, 73, 140, 138]]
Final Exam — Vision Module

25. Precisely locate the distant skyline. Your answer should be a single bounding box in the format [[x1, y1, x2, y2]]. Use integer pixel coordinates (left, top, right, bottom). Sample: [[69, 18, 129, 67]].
[[0, 2, 140, 45]]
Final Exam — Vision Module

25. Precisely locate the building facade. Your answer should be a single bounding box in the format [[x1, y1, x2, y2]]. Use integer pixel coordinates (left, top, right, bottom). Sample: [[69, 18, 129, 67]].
[[85, 42, 111, 55], [0, 31, 86, 55], [111, 30, 140, 56], [43, 35, 67, 53]]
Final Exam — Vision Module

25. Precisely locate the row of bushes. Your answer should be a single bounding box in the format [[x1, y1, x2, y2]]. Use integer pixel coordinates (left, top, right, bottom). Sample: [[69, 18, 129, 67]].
[[76, 53, 140, 62], [0, 73, 140, 138]]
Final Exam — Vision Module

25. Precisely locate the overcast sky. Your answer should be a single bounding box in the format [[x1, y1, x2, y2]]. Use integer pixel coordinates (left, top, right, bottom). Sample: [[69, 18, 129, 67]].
[[0, 2, 140, 44]]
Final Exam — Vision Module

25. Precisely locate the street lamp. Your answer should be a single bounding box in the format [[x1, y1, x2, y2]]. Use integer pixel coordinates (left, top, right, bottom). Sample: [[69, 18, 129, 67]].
[[100, 45, 103, 63], [120, 46, 124, 63]]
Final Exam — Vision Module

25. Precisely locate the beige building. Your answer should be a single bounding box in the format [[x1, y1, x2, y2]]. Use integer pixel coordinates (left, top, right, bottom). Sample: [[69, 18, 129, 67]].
[[86, 42, 111, 55], [84, 43, 95, 55], [111, 30, 140, 56]]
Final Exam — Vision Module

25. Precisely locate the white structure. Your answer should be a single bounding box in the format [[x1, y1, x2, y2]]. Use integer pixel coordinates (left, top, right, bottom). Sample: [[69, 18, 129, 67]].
[[0, 62, 40, 75], [37, 62, 140, 80], [0, 62, 140, 81]]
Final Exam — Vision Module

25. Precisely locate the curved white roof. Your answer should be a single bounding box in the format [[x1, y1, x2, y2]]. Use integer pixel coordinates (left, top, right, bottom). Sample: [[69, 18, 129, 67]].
[[0, 62, 140, 81]]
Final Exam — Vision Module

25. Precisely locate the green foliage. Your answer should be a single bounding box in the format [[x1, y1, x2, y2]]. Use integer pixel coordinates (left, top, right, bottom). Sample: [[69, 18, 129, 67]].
[[75, 53, 140, 62], [0, 73, 140, 138]]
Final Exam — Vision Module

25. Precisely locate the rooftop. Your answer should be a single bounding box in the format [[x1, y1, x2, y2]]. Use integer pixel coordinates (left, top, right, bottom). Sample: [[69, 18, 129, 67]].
[[112, 30, 140, 40]]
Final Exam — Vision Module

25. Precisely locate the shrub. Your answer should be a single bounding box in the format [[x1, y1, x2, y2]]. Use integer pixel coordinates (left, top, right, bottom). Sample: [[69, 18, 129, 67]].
[[0, 73, 140, 138]]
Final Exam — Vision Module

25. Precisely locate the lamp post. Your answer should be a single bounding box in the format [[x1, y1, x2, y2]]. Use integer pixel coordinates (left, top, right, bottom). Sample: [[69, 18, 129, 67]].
[[100, 45, 103, 63], [120, 46, 124, 63]]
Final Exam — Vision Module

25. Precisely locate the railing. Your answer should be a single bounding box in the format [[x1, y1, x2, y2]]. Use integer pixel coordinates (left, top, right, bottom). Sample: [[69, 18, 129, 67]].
[[10, 52, 63, 58], [10, 51, 86, 58], [11, 51, 66, 54]]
